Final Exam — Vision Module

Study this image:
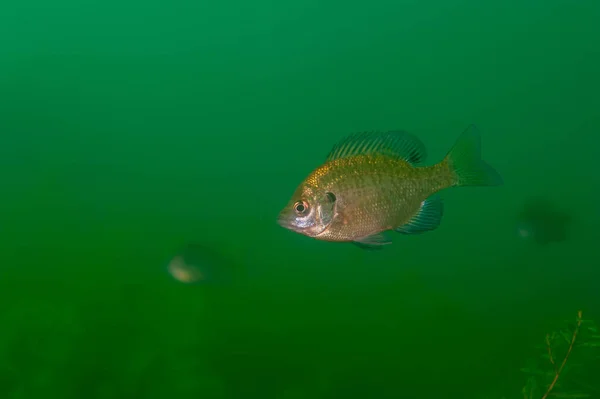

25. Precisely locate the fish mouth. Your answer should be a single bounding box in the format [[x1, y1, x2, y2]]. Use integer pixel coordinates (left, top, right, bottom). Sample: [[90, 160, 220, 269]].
[[277, 219, 295, 232], [277, 213, 299, 232], [276, 214, 290, 229]]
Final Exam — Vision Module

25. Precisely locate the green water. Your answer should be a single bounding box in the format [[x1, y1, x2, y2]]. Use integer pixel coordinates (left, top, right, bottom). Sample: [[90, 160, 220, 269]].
[[1, 0, 599, 398]]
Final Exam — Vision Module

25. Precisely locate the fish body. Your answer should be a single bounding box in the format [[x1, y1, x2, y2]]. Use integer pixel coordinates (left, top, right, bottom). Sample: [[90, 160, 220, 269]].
[[167, 243, 236, 284], [516, 198, 571, 245], [277, 125, 502, 249]]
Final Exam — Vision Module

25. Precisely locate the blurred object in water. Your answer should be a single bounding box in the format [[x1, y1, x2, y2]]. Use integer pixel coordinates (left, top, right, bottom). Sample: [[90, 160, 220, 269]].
[[516, 197, 571, 245], [167, 243, 237, 285]]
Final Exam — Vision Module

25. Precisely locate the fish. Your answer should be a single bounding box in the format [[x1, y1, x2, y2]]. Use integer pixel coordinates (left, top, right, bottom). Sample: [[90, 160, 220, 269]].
[[516, 197, 571, 245], [167, 243, 237, 284], [277, 124, 502, 249]]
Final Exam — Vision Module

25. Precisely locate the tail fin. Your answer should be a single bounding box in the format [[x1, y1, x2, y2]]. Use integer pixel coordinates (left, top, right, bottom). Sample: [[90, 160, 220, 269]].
[[444, 124, 503, 187]]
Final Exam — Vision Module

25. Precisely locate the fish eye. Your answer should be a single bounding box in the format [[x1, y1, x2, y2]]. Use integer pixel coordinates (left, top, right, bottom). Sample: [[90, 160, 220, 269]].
[[294, 200, 309, 215]]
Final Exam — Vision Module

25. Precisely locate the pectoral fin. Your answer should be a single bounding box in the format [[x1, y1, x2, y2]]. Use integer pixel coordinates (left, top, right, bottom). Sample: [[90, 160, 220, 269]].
[[395, 196, 444, 234]]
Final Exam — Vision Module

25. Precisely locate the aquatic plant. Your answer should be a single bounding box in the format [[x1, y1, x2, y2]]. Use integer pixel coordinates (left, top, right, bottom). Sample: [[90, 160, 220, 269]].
[[520, 310, 600, 399]]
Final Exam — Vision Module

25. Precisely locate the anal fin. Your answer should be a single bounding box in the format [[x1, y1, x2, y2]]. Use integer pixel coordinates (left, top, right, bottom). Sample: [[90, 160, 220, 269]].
[[395, 196, 444, 235]]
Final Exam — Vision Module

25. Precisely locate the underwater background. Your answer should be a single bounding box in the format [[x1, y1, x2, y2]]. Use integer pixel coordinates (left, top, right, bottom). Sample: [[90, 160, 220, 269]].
[[1, 0, 599, 398]]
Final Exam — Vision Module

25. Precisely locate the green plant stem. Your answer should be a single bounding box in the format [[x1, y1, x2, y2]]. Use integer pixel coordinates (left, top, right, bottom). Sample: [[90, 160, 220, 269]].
[[540, 310, 583, 399]]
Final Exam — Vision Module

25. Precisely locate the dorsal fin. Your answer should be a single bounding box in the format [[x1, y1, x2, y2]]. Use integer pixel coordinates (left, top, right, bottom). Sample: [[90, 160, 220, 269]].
[[325, 130, 427, 165]]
